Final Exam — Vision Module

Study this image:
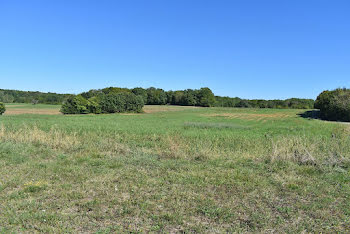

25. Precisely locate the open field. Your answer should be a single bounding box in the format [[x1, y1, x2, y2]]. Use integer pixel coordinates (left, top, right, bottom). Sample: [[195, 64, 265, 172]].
[[0, 104, 349, 232], [4, 103, 61, 115]]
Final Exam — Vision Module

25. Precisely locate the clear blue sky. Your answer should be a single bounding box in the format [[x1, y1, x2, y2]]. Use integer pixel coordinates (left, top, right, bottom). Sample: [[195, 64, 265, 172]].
[[1, 0, 349, 99]]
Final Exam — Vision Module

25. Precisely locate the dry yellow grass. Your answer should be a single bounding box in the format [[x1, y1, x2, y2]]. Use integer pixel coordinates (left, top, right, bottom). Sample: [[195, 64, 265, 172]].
[[4, 105, 197, 115], [0, 125, 79, 150], [143, 105, 199, 113], [5, 108, 61, 115]]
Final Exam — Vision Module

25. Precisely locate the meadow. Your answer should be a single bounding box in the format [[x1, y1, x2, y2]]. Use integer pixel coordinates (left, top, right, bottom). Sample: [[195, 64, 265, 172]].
[[0, 104, 349, 232]]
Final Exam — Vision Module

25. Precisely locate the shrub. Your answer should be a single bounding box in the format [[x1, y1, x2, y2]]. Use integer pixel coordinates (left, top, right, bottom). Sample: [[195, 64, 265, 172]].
[[315, 88, 350, 122], [60, 95, 90, 114], [100, 92, 144, 113], [99, 93, 126, 113], [0, 102, 5, 115]]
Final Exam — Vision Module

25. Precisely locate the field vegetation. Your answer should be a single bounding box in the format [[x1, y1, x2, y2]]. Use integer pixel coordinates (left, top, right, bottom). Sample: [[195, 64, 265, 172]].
[[0, 104, 349, 232]]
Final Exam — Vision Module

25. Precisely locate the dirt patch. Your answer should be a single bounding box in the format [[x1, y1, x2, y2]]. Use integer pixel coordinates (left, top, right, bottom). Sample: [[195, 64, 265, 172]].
[[4, 108, 61, 115]]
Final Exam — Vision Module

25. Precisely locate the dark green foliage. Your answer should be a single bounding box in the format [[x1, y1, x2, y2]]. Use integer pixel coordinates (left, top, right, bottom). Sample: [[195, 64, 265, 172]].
[[0, 102, 5, 115], [60, 95, 90, 114], [102, 87, 131, 94], [147, 87, 167, 105], [197, 88, 216, 107], [61, 92, 144, 114], [87, 96, 102, 114], [236, 100, 251, 108], [315, 88, 350, 122], [124, 93, 144, 112], [80, 89, 103, 99], [99, 92, 144, 113], [99, 93, 126, 113], [132, 87, 148, 104], [181, 89, 198, 106], [214, 97, 314, 109], [214, 96, 241, 107], [0, 89, 69, 104]]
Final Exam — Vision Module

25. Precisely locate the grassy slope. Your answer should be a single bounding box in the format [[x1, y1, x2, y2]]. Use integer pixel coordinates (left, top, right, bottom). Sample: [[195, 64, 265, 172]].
[[0, 104, 349, 232]]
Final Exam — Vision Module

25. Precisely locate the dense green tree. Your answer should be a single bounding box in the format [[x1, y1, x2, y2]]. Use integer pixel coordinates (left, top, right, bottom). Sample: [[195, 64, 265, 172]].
[[99, 93, 126, 113], [132, 87, 148, 104], [197, 88, 216, 107], [236, 100, 251, 108], [214, 96, 241, 107], [315, 88, 350, 122], [0, 89, 69, 104], [99, 92, 144, 113], [147, 87, 167, 105], [87, 96, 102, 114], [124, 93, 144, 112], [180, 89, 198, 106], [60, 95, 90, 114], [0, 102, 5, 115]]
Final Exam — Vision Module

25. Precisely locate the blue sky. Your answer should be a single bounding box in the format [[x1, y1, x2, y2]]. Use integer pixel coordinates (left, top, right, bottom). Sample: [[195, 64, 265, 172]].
[[0, 0, 349, 99]]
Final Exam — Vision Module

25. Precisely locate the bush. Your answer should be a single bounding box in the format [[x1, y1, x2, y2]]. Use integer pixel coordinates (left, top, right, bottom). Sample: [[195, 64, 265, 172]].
[[99, 92, 144, 113], [0, 102, 5, 115], [315, 88, 350, 122], [99, 93, 127, 113], [60, 95, 90, 114]]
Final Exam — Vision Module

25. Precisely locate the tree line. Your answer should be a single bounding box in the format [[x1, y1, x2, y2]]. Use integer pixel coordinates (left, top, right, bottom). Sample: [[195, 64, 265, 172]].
[[81, 87, 314, 109], [60, 87, 314, 114], [215, 96, 314, 109], [0, 89, 70, 105], [0, 87, 315, 115]]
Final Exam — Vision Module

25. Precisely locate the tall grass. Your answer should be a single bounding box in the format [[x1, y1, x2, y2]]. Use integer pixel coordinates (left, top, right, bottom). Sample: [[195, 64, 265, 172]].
[[0, 105, 349, 232]]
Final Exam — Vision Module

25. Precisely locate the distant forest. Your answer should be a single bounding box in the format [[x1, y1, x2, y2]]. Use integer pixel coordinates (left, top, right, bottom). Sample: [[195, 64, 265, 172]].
[[0, 89, 70, 105], [0, 87, 315, 109]]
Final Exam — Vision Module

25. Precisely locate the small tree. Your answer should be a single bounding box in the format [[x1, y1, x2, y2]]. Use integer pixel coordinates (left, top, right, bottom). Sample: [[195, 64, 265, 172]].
[[60, 95, 89, 114], [0, 102, 5, 115], [197, 87, 216, 107]]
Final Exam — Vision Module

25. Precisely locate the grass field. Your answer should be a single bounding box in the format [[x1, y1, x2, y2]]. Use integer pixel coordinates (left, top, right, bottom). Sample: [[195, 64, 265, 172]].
[[0, 104, 349, 232]]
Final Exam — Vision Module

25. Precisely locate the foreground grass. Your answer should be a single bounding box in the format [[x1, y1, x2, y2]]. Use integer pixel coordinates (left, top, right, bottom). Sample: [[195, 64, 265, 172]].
[[0, 105, 349, 232]]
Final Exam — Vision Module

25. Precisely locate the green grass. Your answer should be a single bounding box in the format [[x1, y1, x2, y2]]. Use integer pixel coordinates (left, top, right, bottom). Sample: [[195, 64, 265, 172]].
[[0, 104, 349, 232]]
